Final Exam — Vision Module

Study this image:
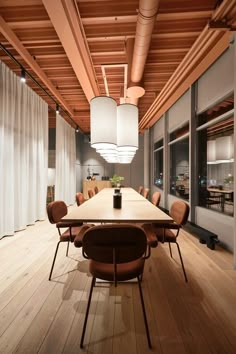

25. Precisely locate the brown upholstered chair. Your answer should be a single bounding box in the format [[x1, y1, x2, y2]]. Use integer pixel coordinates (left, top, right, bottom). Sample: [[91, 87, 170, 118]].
[[138, 185, 143, 194], [133, 191, 160, 254], [143, 188, 150, 199], [153, 200, 190, 282], [75, 192, 85, 206], [94, 186, 99, 194], [77, 223, 152, 349], [151, 191, 161, 207], [47, 200, 84, 280], [87, 188, 94, 199], [141, 223, 158, 256]]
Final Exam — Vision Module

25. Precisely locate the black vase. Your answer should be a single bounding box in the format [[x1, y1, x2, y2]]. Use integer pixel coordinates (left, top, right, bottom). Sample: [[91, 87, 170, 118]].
[[113, 193, 122, 209]]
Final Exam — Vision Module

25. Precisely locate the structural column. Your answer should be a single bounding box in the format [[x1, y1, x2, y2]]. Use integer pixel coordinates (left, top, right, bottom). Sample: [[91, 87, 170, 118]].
[[190, 84, 197, 223], [163, 112, 169, 210], [144, 128, 150, 188], [233, 33, 236, 269]]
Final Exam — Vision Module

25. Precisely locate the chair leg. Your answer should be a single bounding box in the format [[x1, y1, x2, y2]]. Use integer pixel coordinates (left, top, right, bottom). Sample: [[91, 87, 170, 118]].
[[66, 241, 70, 256], [137, 276, 152, 348], [49, 241, 61, 281], [80, 276, 96, 348], [176, 242, 188, 283], [168, 242, 172, 258]]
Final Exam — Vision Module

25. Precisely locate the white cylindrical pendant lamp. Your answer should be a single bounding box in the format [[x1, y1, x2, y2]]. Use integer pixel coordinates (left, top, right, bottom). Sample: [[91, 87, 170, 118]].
[[90, 96, 117, 150], [118, 150, 136, 157], [118, 156, 134, 163], [117, 103, 138, 152], [96, 148, 117, 155], [105, 156, 118, 163]]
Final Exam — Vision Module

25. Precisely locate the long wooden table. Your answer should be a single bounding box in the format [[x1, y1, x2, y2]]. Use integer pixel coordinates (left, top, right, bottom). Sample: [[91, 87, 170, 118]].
[[62, 187, 173, 224]]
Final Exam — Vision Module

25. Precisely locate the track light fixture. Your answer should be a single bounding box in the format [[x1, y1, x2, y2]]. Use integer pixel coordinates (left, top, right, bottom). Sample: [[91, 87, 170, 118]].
[[0, 43, 81, 132], [56, 104, 60, 114], [75, 126, 79, 133], [20, 68, 26, 83]]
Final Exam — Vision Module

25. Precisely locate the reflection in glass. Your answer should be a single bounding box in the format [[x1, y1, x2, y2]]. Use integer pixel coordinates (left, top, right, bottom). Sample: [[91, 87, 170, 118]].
[[154, 148, 163, 189], [197, 98, 234, 216], [169, 137, 189, 200], [154, 139, 163, 189]]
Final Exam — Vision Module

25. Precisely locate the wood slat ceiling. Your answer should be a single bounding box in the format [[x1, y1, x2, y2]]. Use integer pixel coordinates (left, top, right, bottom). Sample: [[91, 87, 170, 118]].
[[0, 0, 235, 132]]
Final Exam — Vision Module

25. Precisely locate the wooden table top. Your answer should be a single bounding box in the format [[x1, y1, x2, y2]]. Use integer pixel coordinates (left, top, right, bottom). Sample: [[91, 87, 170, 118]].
[[62, 187, 173, 224], [208, 188, 233, 194]]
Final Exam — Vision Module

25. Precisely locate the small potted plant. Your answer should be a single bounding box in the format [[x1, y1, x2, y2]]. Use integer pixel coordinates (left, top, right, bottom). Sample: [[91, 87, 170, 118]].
[[110, 174, 124, 188]]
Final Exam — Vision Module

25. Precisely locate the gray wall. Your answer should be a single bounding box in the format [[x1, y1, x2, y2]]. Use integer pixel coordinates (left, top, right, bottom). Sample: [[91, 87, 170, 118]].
[[76, 134, 144, 192], [197, 46, 234, 113], [48, 128, 56, 168], [114, 134, 144, 190], [50, 128, 144, 193]]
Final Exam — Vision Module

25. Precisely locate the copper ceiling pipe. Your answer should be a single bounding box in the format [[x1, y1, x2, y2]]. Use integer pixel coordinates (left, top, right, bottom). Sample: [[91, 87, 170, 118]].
[[127, 0, 159, 100]]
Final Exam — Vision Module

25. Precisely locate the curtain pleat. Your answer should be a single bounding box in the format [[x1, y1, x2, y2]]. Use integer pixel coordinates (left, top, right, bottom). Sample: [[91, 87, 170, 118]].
[[55, 115, 76, 205], [0, 61, 48, 238]]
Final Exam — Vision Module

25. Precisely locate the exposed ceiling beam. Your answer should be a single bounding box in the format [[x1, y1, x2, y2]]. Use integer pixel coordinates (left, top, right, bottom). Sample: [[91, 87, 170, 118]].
[[42, 0, 100, 102], [5, 20, 52, 29]]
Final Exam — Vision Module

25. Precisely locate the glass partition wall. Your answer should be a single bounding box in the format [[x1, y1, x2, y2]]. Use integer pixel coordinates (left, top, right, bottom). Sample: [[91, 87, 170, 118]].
[[154, 139, 163, 189], [197, 94, 234, 216], [169, 124, 189, 201]]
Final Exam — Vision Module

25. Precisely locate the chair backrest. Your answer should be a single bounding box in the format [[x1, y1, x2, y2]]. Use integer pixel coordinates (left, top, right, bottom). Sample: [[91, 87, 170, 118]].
[[83, 224, 147, 264], [88, 189, 94, 199], [76, 192, 85, 206], [170, 200, 189, 226], [143, 188, 150, 199], [151, 191, 161, 206], [94, 186, 99, 194], [138, 185, 143, 194], [47, 200, 67, 224]]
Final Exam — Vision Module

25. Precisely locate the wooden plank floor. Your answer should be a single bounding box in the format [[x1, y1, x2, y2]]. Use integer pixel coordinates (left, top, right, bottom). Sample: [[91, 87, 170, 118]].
[[0, 204, 236, 354]]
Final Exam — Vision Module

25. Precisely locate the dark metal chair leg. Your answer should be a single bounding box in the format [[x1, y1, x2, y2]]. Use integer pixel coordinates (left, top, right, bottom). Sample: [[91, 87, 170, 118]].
[[49, 241, 61, 280], [80, 277, 96, 348], [137, 276, 152, 348], [168, 242, 172, 258], [66, 241, 69, 256], [176, 242, 188, 282]]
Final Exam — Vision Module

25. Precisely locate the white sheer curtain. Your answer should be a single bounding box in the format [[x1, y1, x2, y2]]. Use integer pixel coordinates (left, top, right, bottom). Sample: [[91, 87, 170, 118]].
[[55, 114, 76, 205], [0, 61, 48, 238]]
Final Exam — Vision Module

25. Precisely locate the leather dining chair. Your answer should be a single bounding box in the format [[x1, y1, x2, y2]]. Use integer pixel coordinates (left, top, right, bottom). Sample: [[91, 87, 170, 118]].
[[47, 200, 85, 280], [76, 223, 152, 349], [76, 192, 85, 206], [151, 191, 161, 207], [88, 188, 94, 199], [150, 200, 190, 282], [143, 188, 150, 199]]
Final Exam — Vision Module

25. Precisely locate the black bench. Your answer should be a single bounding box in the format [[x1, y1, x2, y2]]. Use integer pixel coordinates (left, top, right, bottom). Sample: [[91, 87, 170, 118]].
[[183, 222, 219, 250]]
